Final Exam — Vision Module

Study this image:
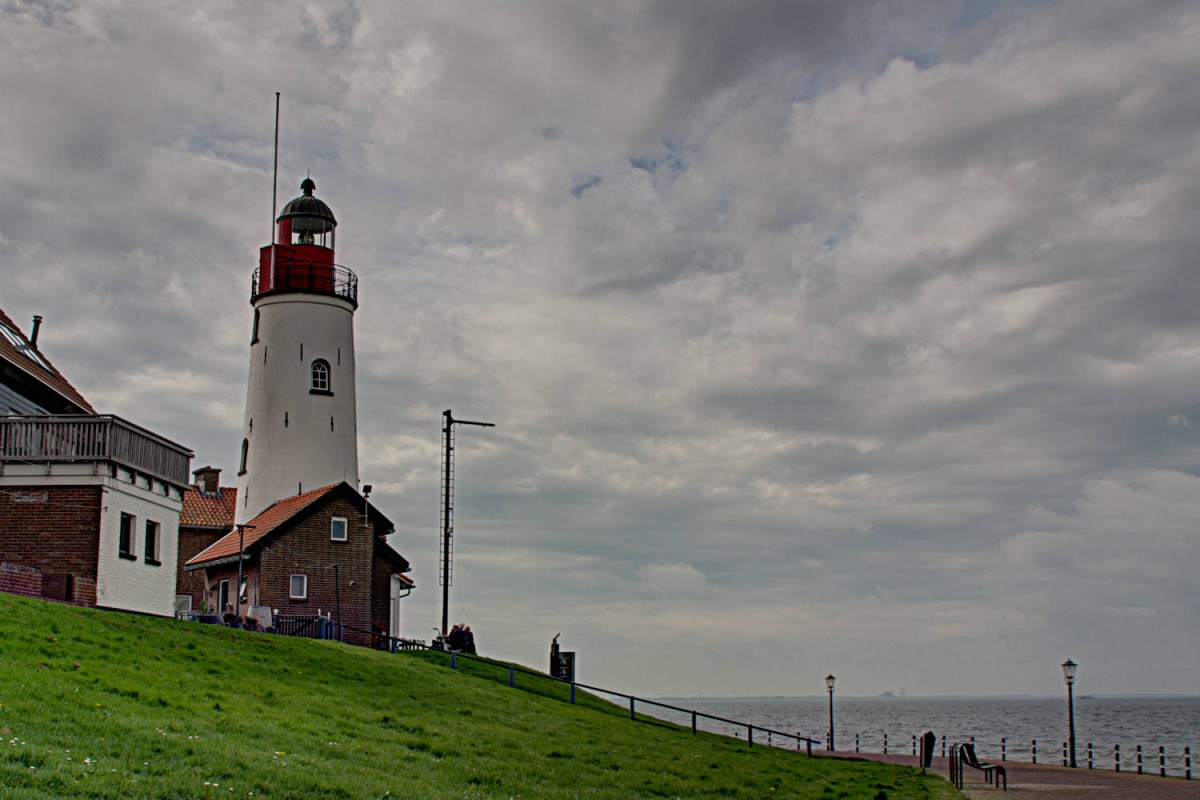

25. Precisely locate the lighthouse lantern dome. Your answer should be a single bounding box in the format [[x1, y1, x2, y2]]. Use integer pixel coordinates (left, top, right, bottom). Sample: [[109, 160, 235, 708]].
[[278, 178, 336, 247]]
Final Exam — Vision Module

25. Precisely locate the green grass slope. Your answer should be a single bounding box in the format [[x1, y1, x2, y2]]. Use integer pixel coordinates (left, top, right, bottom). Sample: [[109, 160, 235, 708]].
[[0, 594, 960, 799]]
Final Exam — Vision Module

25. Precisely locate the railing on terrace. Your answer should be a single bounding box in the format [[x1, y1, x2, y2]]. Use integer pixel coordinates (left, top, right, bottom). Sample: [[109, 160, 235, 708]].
[[0, 414, 193, 487]]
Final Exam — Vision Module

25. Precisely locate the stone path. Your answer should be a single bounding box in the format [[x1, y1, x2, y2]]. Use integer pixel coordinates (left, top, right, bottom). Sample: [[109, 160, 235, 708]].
[[827, 750, 1199, 799]]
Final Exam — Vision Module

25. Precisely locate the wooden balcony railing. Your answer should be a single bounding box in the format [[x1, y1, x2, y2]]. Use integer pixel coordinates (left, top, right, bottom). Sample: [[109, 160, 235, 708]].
[[0, 415, 193, 487]]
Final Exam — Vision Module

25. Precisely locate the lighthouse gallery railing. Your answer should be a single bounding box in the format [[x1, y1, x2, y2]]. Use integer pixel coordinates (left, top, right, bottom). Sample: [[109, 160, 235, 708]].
[[251, 262, 358, 306]]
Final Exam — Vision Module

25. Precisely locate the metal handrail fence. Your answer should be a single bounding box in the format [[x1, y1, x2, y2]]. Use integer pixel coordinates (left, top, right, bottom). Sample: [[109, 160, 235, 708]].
[[846, 731, 1194, 780], [189, 615, 1193, 779], [327, 621, 823, 754]]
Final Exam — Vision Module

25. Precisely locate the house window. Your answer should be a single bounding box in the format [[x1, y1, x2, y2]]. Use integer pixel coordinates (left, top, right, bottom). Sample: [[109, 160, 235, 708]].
[[144, 520, 161, 565], [290, 574, 308, 600], [331, 516, 348, 541], [118, 513, 136, 560], [310, 360, 332, 394]]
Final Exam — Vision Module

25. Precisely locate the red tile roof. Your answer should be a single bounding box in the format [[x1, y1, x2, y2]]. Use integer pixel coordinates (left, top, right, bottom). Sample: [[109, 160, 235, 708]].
[[0, 307, 95, 413], [180, 486, 238, 529], [186, 483, 341, 567]]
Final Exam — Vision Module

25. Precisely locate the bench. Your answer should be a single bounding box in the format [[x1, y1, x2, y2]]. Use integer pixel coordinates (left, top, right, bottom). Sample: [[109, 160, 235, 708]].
[[959, 742, 1007, 790]]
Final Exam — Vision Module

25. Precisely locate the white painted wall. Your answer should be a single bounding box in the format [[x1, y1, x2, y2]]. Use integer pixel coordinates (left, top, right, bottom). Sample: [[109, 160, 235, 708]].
[[236, 292, 359, 523], [94, 475, 182, 617]]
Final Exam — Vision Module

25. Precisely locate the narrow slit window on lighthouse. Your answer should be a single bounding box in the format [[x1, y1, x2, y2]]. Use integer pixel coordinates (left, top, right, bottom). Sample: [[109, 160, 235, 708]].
[[238, 439, 249, 476], [311, 360, 332, 394]]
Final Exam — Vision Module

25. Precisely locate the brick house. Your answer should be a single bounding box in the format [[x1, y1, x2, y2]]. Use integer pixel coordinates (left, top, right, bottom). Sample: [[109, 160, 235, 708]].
[[0, 307, 193, 615], [175, 465, 237, 616], [185, 481, 412, 646]]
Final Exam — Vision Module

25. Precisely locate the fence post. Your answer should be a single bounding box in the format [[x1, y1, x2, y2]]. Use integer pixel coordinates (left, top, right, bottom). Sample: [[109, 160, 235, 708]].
[[1063, 741, 1068, 767], [1185, 746, 1190, 780], [629, 697, 635, 721], [1137, 744, 1143, 775], [805, 736, 812, 757], [691, 711, 697, 735], [748, 725, 754, 748], [570, 683, 576, 705], [856, 733, 860, 754], [1114, 743, 1120, 773], [1159, 746, 1165, 777], [941, 737, 945, 758], [451, 652, 457, 670], [508, 667, 514, 688], [1001, 737, 1006, 761], [1032, 739, 1037, 764], [912, 734, 917, 756], [884, 733, 888, 755], [1087, 741, 1093, 770]]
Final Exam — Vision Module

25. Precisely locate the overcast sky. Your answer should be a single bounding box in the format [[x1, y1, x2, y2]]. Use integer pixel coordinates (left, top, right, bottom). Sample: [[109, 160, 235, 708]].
[[2, 0, 1198, 698]]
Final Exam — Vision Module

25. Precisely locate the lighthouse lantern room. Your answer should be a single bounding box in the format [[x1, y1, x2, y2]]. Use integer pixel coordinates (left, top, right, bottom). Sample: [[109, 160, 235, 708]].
[[237, 178, 360, 525]]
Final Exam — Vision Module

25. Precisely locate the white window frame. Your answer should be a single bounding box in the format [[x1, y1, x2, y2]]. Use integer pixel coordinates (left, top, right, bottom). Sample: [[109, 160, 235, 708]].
[[330, 516, 348, 542], [290, 574, 308, 600], [311, 360, 331, 392]]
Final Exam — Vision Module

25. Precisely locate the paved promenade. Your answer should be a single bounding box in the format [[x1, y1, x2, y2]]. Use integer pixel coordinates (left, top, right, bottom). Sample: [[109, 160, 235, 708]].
[[828, 750, 1199, 799]]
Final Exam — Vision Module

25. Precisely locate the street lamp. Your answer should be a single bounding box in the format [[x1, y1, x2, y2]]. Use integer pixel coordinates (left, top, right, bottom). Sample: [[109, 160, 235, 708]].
[[825, 674, 836, 751], [1061, 658, 1078, 768]]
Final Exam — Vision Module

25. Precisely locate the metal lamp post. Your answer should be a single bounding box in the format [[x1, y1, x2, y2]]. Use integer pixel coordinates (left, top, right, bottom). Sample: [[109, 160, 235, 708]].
[[825, 674, 836, 751], [1062, 658, 1078, 768]]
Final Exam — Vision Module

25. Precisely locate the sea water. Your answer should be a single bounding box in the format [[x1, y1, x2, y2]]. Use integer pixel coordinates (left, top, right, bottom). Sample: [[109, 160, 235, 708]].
[[645, 696, 1199, 775]]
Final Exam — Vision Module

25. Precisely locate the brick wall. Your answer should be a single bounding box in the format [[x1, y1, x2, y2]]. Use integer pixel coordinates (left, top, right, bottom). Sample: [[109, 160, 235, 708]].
[[0, 562, 40, 597], [256, 497, 378, 646], [0, 485, 101, 605], [189, 494, 403, 649], [176, 527, 225, 612]]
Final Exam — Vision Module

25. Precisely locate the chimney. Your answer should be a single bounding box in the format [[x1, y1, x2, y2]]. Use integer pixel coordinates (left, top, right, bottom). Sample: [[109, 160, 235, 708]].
[[192, 466, 222, 494], [30, 315, 43, 348]]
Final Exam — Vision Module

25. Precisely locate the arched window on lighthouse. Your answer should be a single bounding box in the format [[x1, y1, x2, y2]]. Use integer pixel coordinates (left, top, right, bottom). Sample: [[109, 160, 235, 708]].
[[311, 360, 332, 394]]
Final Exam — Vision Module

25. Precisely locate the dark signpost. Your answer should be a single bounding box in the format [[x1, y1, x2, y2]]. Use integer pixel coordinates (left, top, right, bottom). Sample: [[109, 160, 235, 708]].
[[550, 633, 576, 682]]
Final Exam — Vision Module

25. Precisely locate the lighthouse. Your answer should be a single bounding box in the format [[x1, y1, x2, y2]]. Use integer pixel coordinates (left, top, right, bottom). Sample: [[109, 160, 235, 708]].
[[235, 178, 359, 524]]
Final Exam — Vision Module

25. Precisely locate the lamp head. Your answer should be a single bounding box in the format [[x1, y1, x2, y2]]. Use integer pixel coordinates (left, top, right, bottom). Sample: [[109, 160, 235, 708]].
[[825, 674, 836, 691], [363, 484, 373, 497], [1061, 658, 1078, 684]]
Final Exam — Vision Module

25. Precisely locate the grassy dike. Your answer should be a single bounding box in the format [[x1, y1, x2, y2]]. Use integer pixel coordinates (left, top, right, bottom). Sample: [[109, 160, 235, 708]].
[[0, 594, 960, 799]]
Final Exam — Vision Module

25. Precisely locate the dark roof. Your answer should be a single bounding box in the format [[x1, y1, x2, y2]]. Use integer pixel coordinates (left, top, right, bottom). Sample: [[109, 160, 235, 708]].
[[278, 178, 336, 232], [186, 482, 402, 569], [0, 307, 95, 413], [375, 538, 412, 573], [180, 485, 238, 529]]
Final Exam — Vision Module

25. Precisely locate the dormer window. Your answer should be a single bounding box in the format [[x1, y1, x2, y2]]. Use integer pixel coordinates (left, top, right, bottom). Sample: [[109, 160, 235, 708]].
[[310, 360, 332, 395]]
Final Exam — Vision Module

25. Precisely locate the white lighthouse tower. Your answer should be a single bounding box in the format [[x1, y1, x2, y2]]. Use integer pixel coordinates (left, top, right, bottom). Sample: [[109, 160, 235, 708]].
[[235, 178, 359, 524]]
